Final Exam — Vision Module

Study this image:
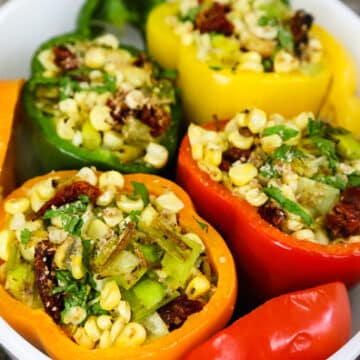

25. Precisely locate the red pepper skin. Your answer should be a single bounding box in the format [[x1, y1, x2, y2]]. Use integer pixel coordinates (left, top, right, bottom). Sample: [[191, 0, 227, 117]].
[[184, 282, 351, 360], [176, 125, 360, 300]]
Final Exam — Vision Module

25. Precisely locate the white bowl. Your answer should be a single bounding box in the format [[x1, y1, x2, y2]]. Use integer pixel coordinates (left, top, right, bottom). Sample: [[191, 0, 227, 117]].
[[0, 0, 359, 359]]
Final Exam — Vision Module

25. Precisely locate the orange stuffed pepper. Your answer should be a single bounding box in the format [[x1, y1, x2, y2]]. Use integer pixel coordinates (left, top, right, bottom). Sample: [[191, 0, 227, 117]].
[[0, 167, 237, 359]]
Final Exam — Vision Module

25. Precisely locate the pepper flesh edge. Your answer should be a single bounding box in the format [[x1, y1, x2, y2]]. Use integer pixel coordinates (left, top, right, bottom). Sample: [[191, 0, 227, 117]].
[[0, 170, 237, 360]]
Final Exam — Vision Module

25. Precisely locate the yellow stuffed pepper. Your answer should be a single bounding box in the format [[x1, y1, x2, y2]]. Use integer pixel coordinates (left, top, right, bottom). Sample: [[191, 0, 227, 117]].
[[147, 0, 360, 131]]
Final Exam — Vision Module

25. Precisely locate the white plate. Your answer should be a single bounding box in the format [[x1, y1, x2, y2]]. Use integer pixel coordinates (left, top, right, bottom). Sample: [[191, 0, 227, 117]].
[[0, 0, 359, 359]]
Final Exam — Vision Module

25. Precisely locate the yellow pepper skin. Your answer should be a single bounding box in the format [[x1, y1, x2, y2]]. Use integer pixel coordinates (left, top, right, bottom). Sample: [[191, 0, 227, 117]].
[[147, 3, 360, 129], [147, 2, 180, 70], [318, 27, 360, 135]]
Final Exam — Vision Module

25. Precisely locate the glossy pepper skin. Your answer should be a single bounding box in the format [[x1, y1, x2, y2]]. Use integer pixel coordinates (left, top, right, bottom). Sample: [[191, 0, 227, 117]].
[[0, 170, 237, 360], [19, 32, 181, 183], [184, 282, 351, 360], [0, 80, 23, 197], [176, 123, 360, 301], [147, 3, 360, 128]]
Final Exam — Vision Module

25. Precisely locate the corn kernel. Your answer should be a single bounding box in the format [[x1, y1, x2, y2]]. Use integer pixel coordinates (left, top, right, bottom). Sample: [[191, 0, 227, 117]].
[[293, 229, 316, 242], [99, 171, 124, 191], [72, 131, 83, 147], [4, 197, 30, 215], [48, 226, 68, 244], [95, 34, 119, 49], [183, 233, 205, 252], [203, 147, 222, 166], [294, 112, 313, 131], [38, 49, 58, 72], [245, 188, 268, 207], [59, 98, 78, 116], [235, 112, 249, 127], [248, 108, 267, 134], [110, 317, 126, 343], [117, 194, 144, 213], [121, 66, 149, 87], [85, 47, 106, 68], [71, 255, 85, 280], [229, 163, 258, 186], [87, 219, 111, 240], [228, 131, 254, 150], [198, 161, 223, 182], [54, 237, 73, 269], [103, 130, 124, 150], [9, 213, 26, 231], [261, 134, 282, 153], [96, 189, 116, 207], [73, 327, 95, 349], [84, 316, 101, 342], [224, 117, 239, 133], [76, 167, 98, 186], [186, 275, 211, 300], [144, 143, 169, 169], [102, 207, 123, 227], [90, 105, 113, 131], [315, 230, 330, 245], [238, 61, 264, 72], [0, 230, 15, 261], [100, 280, 121, 311], [274, 50, 300, 73], [138, 205, 158, 228], [115, 322, 147, 347], [98, 330, 112, 349], [35, 178, 56, 200], [190, 143, 204, 161], [116, 300, 131, 323], [155, 192, 184, 213], [97, 315, 113, 331], [63, 306, 87, 325], [124, 90, 145, 110], [56, 118, 75, 140]]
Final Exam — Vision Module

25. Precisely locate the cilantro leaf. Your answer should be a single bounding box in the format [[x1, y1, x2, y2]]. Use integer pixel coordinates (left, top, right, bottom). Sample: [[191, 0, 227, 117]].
[[263, 125, 299, 141], [273, 145, 306, 162], [131, 181, 150, 206], [264, 186, 313, 226], [259, 162, 280, 179], [310, 136, 338, 172], [20, 229, 32, 245]]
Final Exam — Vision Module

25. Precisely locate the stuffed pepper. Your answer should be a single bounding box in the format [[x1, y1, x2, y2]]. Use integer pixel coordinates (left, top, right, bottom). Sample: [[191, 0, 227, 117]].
[[0, 167, 236, 359], [20, 32, 181, 182], [177, 107, 360, 300], [185, 282, 351, 360], [0, 80, 23, 199], [147, 0, 360, 128]]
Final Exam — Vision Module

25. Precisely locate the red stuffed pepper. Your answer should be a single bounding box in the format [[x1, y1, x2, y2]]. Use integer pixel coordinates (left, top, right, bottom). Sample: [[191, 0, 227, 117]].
[[177, 107, 360, 300], [185, 282, 351, 360]]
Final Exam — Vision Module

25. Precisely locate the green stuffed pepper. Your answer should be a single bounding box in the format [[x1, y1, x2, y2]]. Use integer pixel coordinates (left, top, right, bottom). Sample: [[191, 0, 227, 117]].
[[19, 31, 180, 182]]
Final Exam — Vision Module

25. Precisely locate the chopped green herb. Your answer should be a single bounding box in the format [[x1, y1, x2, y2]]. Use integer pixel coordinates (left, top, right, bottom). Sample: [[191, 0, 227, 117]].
[[259, 162, 280, 179], [262, 58, 273, 72], [128, 210, 142, 224], [20, 229, 32, 245], [313, 175, 347, 190], [307, 119, 327, 137], [209, 65, 224, 71], [278, 26, 294, 52], [310, 136, 338, 172], [180, 6, 201, 23], [258, 16, 278, 27], [193, 217, 208, 233], [159, 69, 178, 80], [263, 125, 299, 141], [131, 181, 150, 206], [264, 186, 313, 226], [348, 175, 360, 187], [273, 145, 306, 162]]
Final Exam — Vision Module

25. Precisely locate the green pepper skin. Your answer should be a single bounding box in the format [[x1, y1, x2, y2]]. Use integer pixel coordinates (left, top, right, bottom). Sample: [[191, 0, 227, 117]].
[[18, 33, 181, 183]]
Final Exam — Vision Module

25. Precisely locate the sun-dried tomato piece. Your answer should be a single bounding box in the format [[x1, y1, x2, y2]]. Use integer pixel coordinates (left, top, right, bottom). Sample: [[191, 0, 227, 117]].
[[139, 105, 170, 137], [107, 94, 131, 125], [195, 3, 234, 36], [34, 241, 64, 323], [158, 295, 204, 330], [326, 186, 360, 238], [36, 181, 101, 217], [258, 201, 286, 229], [219, 147, 252, 171], [132, 53, 148, 67], [53, 45, 79, 71], [290, 10, 314, 56]]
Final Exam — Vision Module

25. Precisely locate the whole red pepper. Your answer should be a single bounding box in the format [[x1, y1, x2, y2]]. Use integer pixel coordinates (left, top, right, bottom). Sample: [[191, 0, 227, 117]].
[[176, 123, 360, 300], [184, 282, 351, 360]]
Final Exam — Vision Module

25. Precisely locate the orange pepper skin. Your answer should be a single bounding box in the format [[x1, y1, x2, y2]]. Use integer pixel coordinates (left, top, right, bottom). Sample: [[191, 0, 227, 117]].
[[0, 80, 24, 197], [184, 282, 351, 360], [0, 170, 237, 360], [176, 124, 360, 301]]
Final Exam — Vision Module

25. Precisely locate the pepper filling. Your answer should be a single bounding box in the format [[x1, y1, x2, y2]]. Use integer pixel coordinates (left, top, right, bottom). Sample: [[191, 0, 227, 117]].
[[188, 109, 360, 244], [168, 0, 323, 73], [33, 34, 177, 169], [0, 168, 216, 349]]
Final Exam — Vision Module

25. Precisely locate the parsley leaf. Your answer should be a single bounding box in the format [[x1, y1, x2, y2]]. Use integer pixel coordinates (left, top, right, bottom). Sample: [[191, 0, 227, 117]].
[[131, 181, 150, 206], [348, 175, 360, 187], [263, 125, 299, 141], [259, 161, 280, 179], [264, 186, 313, 226], [273, 145, 306, 162], [310, 136, 338, 172], [20, 228, 32, 245]]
